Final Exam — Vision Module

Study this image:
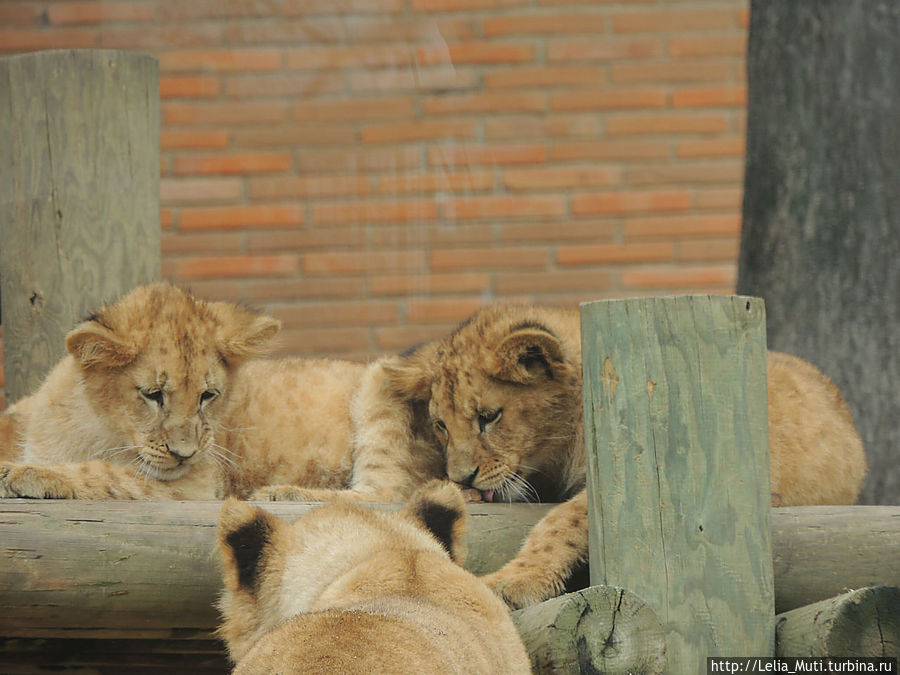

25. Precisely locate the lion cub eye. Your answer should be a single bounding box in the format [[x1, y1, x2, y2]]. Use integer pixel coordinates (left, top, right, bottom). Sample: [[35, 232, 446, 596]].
[[477, 409, 502, 433], [139, 388, 164, 407], [200, 389, 220, 406], [432, 419, 448, 438]]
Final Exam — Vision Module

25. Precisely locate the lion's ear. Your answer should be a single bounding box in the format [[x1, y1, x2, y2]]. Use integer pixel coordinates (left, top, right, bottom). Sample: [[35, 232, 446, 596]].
[[66, 320, 137, 368], [401, 480, 467, 564], [382, 348, 434, 401], [492, 326, 566, 384], [214, 304, 281, 363], [218, 498, 283, 595]]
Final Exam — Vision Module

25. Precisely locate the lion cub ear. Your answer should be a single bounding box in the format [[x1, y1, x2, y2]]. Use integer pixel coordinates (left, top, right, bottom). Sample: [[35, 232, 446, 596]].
[[218, 498, 284, 595], [401, 480, 468, 564], [66, 320, 138, 368], [492, 325, 566, 384], [382, 346, 435, 401], [213, 303, 282, 363]]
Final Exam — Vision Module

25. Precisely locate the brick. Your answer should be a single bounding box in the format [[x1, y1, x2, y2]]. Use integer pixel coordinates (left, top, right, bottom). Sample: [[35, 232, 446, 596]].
[[495, 269, 615, 294], [0, 3, 42, 26], [413, 0, 528, 10], [552, 140, 670, 162], [0, 28, 97, 51], [605, 113, 730, 136], [302, 250, 427, 276], [286, 45, 409, 70], [297, 148, 421, 173], [160, 130, 230, 150], [277, 328, 371, 357], [246, 278, 366, 301], [292, 97, 415, 122], [159, 76, 220, 99], [428, 143, 547, 167], [424, 92, 546, 116], [180, 204, 304, 230], [503, 167, 619, 191], [92, 25, 225, 50], [311, 201, 439, 227], [676, 237, 740, 263], [484, 13, 607, 37], [500, 220, 618, 243], [669, 35, 748, 58], [611, 10, 736, 34], [375, 324, 454, 352], [625, 161, 744, 186], [160, 210, 174, 229], [484, 66, 606, 90], [225, 74, 344, 98], [672, 86, 747, 108], [281, 0, 405, 16], [158, 49, 282, 72], [557, 242, 673, 265], [572, 190, 692, 215], [160, 177, 243, 203], [249, 176, 371, 200], [354, 18, 476, 44], [174, 255, 297, 280], [371, 224, 494, 247], [676, 138, 745, 158], [233, 126, 356, 147], [610, 61, 734, 84], [158, 1, 283, 20], [349, 68, 477, 95], [161, 232, 244, 255], [443, 195, 567, 220], [247, 229, 367, 252], [547, 37, 662, 61], [551, 88, 666, 111], [376, 170, 494, 195], [430, 247, 547, 271], [271, 301, 398, 328], [172, 153, 292, 176], [624, 214, 741, 238], [484, 115, 602, 140], [416, 42, 536, 66], [361, 120, 478, 144], [164, 102, 288, 126], [370, 273, 490, 296], [405, 298, 486, 323], [695, 188, 743, 210], [48, 2, 157, 24], [621, 264, 737, 290]]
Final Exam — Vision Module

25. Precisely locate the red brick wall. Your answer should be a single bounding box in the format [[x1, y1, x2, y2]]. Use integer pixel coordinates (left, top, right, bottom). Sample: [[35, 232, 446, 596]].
[[0, 0, 748, 404]]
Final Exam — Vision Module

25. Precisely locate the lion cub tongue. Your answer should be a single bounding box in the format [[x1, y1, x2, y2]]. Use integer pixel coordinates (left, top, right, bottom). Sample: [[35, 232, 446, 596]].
[[481, 489, 495, 503]]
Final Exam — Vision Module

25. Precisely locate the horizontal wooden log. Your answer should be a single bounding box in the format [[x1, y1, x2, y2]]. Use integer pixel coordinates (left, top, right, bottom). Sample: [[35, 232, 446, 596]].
[[511, 585, 666, 674], [0, 501, 897, 638], [775, 586, 900, 657]]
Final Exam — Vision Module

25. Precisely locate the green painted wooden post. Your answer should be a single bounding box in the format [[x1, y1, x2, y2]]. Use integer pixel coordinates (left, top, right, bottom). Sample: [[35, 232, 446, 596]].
[[0, 49, 160, 403], [581, 295, 774, 671]]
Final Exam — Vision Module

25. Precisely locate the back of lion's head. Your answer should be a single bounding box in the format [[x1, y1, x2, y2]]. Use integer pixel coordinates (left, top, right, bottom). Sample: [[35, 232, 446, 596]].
[[386, 304, 581, 503], [64, 283, 281, 480]]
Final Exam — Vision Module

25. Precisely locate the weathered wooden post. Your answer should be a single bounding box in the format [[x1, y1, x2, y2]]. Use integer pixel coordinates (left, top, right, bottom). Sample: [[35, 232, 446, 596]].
[[0, 49, 161, 403], [581, 295, 774, 671]]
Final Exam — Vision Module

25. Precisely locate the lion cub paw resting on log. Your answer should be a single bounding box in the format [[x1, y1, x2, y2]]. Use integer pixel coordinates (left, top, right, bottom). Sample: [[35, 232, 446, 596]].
[[216, 481, 531, 674]]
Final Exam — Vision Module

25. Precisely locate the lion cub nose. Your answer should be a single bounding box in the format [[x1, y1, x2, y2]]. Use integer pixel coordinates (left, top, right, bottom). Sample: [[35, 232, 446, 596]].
[[165, 444, 196, 461]]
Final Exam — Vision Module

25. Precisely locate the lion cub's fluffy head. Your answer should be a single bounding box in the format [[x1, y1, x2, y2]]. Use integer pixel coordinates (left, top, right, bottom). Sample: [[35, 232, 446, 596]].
[[217, 481, 530, 673], [388, 304, 583, 503], [65, 283, 280, 480]]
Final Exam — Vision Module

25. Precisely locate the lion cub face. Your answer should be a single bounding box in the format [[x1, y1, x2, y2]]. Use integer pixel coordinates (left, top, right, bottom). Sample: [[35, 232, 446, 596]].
[[390, 308, 581, 503], [64, 284, 280, 480]]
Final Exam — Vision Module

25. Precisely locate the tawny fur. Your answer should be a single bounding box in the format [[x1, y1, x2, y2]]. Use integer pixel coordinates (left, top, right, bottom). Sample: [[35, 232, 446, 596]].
[[383, 303, 868, 608], [216, 481, 531, 674]]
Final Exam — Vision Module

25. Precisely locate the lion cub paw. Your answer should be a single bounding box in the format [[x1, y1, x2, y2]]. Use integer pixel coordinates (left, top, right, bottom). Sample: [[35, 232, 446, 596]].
[[0, 464, 77, 499], [482, 564, 565, 610], [250, 484, 318, 502]]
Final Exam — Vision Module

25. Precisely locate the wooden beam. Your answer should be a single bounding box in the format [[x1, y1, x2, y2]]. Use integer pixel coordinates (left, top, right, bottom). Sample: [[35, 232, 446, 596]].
[[0, 500, 897, 639], [581, 295, 773, 670], [511, 585, 666, 674], [775, 586, 900, 657], [0, 49, 161, 403]]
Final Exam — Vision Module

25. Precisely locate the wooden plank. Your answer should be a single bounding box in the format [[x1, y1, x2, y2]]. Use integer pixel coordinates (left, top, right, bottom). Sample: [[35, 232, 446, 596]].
[[511, 585, 666, 674], [581, 295, 774, 670], [0, 49, 161, 403], [775, 586, 900, 657]]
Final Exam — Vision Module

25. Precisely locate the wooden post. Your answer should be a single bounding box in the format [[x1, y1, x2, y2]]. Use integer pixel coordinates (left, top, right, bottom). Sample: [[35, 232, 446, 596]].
[[775, 587, 900, 657], [0, 49, 161, 403], [581, 295, 774, 670], [511, 585, 666, 674]]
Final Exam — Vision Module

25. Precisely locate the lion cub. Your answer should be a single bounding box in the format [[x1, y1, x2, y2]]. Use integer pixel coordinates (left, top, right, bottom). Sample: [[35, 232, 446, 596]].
[[217, 481, 531, 674]]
